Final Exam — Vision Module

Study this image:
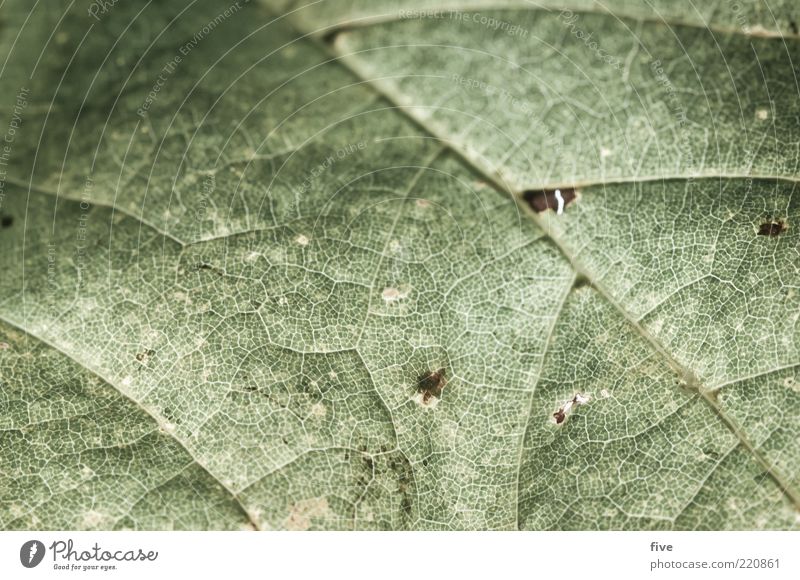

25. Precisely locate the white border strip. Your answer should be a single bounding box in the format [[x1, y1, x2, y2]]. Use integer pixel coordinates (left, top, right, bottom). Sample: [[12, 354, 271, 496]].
[[1, 531, 798, 579]]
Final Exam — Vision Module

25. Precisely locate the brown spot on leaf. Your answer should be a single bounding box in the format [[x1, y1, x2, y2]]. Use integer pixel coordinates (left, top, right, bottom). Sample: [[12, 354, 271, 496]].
[[135, 349, 155, 362], [400, 495, 413, 517], [362, 453, 375, 472], [523, 188, 576, 213], [758, 220, 787, 237], [573, 274, 591, 289], [417, 368, 447, 403], [552, 393, 590, 425]]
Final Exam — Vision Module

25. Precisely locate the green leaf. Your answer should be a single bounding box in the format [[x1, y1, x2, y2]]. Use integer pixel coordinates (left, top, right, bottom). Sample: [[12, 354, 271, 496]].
[[0, 0, 798, 530]]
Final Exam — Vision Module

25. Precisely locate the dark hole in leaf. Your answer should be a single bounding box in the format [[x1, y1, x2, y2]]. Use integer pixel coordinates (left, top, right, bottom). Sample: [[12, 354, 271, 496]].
[[417, 368, 446, 403], [553, 410, 566, 424], [1, 215, 13, 228], [522, 188, 576, 213], [757, 220, 786, 237]]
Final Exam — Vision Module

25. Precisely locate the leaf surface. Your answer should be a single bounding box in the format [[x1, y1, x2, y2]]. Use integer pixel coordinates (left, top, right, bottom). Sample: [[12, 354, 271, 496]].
[[0, 0, 798, 530]]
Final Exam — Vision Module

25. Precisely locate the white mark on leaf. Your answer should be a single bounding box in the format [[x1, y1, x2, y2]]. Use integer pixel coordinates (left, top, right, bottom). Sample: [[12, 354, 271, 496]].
[[382, 286, 410, 303], [553, 392, 591, 424], [554, 189, 565, 215]]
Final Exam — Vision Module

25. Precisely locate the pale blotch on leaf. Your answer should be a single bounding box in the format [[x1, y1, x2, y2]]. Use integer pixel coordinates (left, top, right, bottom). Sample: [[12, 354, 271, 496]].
[[294, 234, 310, 246], [284, 497, 330, 531], [82, 510, 108, 528], [382, 285, 410, 303]]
